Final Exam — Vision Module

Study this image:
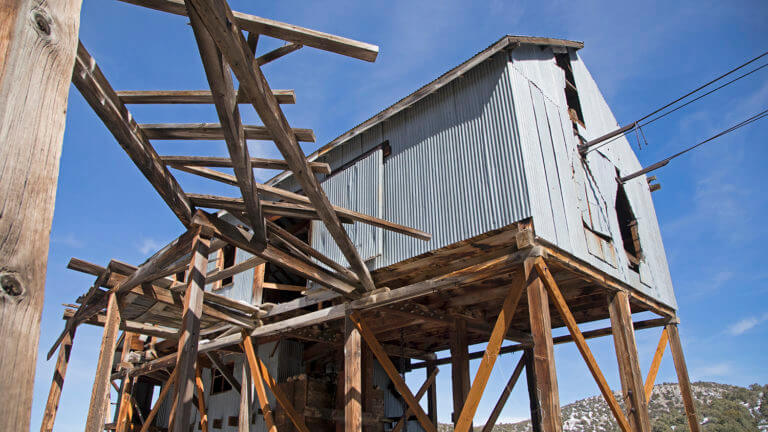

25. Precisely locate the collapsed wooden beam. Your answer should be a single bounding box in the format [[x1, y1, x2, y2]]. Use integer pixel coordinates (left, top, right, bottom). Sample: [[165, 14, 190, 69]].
[[533, 258, 631, 432], [185, 0, 376, 292], [118, 0, 378, 61], [644, 327, 668, 403], [72, 42, 194, 226], [162, 155, 330, 173], [117, 89, 296, 104], [188, 193, 355, 224], [188, 6, 268, 249]]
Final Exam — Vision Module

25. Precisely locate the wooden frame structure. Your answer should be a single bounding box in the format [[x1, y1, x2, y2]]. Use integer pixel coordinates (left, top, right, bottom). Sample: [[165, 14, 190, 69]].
[[0, 1, 699, 431]]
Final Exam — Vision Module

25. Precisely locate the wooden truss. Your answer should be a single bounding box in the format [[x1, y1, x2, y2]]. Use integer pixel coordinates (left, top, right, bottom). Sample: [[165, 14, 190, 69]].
[[36, 2, 702, 432]]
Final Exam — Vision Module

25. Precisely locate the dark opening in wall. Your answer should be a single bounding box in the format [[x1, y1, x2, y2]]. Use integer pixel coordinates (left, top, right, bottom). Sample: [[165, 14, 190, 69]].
[[616, 182, 642, 272], [210, 364, 233, 395], [221, 244, 236, 287], [555, 52, 585, 127]]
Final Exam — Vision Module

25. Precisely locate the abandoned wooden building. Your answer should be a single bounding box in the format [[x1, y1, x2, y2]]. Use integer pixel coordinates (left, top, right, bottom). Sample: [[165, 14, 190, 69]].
[[12, 2, 700, 432]]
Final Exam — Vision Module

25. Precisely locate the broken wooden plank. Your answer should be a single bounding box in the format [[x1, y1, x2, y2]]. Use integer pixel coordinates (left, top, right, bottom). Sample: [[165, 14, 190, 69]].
[[117, 89, 295, 104], [141, 123, 315, 142]]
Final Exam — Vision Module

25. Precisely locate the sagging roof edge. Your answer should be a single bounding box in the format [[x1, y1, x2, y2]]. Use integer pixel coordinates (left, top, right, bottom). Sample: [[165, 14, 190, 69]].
[[266, 35, 584, 187]]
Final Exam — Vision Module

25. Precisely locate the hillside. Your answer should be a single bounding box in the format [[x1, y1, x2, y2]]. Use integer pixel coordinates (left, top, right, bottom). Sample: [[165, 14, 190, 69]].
[[437, 382, 768, 432]]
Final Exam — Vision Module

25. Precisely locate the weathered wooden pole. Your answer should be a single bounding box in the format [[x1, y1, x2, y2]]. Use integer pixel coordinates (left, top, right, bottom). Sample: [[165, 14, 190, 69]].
[[0, 0, 82, 429], [449, 318, 470, 427], [667, 323, 700, 432], [344, 310, 362, 432]]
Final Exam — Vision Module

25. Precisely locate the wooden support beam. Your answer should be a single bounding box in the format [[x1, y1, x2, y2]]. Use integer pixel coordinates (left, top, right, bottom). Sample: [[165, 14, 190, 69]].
[[454, 274, 525, 432], [533, 258, 629, 432], [184, 0, 376, 292], [116, 332, 138, 432], [450, 318, 470, 427], [481, 353, 527, 432], [72, 42, 193, 226], [344, 311, 362, 432], [524, 348, 543, 432], [608, 292, 651, 432], [0, 1, 82, 428], [525, 258, 561, 432], [205, 256, 264, 285], [238, 362, 250, 431], [666, 324, 700, 432], [644, 328, 668, 403], [391, 366, 440, 432], [206, 352, 240, 394], [256, 42, 303, 66], [141, 123, 315, 142], [194, 366, 209, 432], [426, 360, 438, 426], [241, 334, 277, 432], [162, 155, 330, 173], [348, 312, 437, 432], [189, 194, 354, 224], [73, 310, 179, 342], [85, 293, 122, 432], [117, 0, 378, 61], [188, 4, 268, 249], [39, 327, 77, 432], [170, 231, 209, 432], [117, 88, 296, 104], [139, 368, 178, 432]]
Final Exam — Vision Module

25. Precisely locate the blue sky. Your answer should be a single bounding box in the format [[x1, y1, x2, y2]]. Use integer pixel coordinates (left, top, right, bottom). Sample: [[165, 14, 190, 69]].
[[32, 0, 768, 429]]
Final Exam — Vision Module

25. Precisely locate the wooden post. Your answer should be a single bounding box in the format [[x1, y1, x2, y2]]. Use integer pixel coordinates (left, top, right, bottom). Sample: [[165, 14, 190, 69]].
[[40, 326, 76, 432], [525, 258, 562, 432], [84, 292, 122, 432], [345, 311, 362, 432], [426, 359, 438, 426], [667, 324, 700, 432], [0, 0, 82, 429], [449, 318, 470, 427], [481, 353, 526, 432], [238, 362, 251, 431], [524, 348, 543, 432], [252, 263, 266, 305], [170, 230, 210, 432], [116, 332, 138, 432], [608, 292, 651, 432]]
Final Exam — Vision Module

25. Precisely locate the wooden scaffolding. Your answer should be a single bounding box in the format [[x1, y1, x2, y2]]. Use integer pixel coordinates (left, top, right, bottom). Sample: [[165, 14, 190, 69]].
[[0, 1, 700, 432]]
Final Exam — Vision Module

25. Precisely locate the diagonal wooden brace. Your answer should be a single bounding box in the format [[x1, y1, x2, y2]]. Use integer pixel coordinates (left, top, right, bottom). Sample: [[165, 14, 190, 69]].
[[392, 366, 440, 432], [644, 327, 668, 403]]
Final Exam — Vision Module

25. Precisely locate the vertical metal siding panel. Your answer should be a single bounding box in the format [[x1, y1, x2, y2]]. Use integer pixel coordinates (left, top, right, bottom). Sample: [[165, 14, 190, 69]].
[[542, 98, 574, 252]]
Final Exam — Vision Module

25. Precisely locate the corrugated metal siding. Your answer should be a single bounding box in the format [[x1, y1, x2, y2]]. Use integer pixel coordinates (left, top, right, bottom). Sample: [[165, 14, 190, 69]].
[[312, 149, 383, 266]]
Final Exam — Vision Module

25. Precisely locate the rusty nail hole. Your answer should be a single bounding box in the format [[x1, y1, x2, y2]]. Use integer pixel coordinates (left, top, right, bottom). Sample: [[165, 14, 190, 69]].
[[1, 274, 23, 297], [34, 12, 51, 35]]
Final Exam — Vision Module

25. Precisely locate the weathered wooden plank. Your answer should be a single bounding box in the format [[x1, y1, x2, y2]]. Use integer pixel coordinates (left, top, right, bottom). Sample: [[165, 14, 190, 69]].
[[68, 309, 179, 340], [162, 155, 329, 173], [667, 324, 700, 432], [185, 0, 376, 291], [72, 42, 193, 225], [344, 312, 362, 432], [525, 259, 561, 432], [84, 293, 122, 432], [454, 274, 525, 432], [533, 258, 629, 432], [141, 123, 315, 142], [238, 362, 250, 431], [0, 1, 82, 429], [608, 292, 651, 432], [118, 0, 378, 61], [170, 232, 209, 432], [392, 366, 439, 432], [189, 194, 354, 224], [256, 42, 303, 66], [644, 328, 668, 403], [480, 353, 526, 432], [349, 312, 436, 432], [241, 334, 277, 432], [39, 327, 77, 432], [117, 88, 295, 104]]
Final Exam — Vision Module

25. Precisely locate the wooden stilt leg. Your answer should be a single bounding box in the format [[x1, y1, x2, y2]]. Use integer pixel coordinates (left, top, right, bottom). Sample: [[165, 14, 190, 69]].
[[242, 334, 277, 432], [362, 346, 376, 432], [455, 275, 525, 432], [667, 324, 700, 432], [644, 328, 668, 403], [116, 332, 138, 432], [392, 367, 440, 432], [170, 229, 209, 432], [85, 292, 122, 432], [140, 368, 178, 432], [426, 359, 438, 427], [525, 258, 562, 432], [345, 311, 362, 432], [608, 292, 651, 432], [238, 362, 251, 431], [533, 258, 630, 432], [40, 326, 77, 432], [349, 312, 437, 432], [524, 348, 543, 432], [450, 318, 470, 427], [481, 353, 526, 432], [194, 366, 209, 432]]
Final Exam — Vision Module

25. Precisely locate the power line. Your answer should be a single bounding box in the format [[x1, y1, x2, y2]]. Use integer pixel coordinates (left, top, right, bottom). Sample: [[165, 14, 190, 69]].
[[619, 107, 768, 182]]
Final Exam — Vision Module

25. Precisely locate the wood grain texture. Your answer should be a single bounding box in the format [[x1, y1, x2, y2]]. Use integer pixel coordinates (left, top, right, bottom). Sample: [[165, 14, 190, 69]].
[[667, 324, 700, 432], [344, 312, 362, 432], [141, 122, 315, 142], [0, 0, 82, 429]]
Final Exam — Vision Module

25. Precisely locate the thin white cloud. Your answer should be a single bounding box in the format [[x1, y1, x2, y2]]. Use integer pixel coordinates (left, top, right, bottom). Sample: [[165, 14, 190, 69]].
[[727, 312, 768, 336], [694, 362, 733, 378], [52, 233, 84, 248], [137, 238, 163, 256]]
